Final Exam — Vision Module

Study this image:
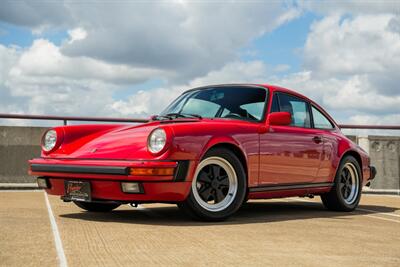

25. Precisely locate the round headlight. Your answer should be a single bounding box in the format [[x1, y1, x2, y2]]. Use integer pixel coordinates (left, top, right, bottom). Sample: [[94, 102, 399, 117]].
[[148, 128, 167, 154], [42, 130, 57, 152]]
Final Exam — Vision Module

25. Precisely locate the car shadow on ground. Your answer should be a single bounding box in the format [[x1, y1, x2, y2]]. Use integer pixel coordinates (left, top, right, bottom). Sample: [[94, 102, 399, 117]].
[[59, 199, 399, 226]]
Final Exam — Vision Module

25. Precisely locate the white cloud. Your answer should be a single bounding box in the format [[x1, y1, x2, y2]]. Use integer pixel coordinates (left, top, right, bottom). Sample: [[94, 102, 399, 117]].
[[274, 64, 291, 73], [23, 1, 300, 81], [8, 39, 166, 85], [0, 45, 25, 114], [0, 39, 169, 116], [348, 114, 400, 125], [303, 0, 400, 15], [68, 27, 87, 44], [304, 15, 400, 79], [0, 1, 300, 120], [109, 60, 270, 116], [0, 1, 72, 28], [271, 13, 400, 124], [85, 4, 400, 126], [270, 72, 400, 122], [0, 1, 302, 82]]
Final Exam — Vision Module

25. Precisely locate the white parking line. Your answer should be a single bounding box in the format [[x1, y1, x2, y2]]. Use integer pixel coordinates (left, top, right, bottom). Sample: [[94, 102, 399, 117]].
[[357, 208, 400, 218], [0, 189, 43, 192], [287, 197, 400, 224], [44, 192, 68, 267], [362, 214, 400, 223], [363, 193, 400, 198]]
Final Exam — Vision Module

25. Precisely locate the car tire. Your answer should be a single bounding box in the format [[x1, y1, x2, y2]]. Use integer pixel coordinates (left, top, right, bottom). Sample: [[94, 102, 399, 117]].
[[178, 148, 247, 221], [73, 201, 121, 212], [321, 155, 362, 211]]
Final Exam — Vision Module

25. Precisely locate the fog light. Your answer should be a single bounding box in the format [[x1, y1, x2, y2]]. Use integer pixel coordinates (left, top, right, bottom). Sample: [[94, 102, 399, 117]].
[[37, 177, 50, 189], [121, 182, 143, 193]]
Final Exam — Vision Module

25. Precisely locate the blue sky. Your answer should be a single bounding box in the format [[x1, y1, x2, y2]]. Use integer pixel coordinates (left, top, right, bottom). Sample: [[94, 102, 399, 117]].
[[0, 22, 68, 47], [241, 12, 321, 75]]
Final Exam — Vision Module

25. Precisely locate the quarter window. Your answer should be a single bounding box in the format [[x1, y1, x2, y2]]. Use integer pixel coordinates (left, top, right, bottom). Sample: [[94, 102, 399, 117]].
[[312, 106, 334, 129]]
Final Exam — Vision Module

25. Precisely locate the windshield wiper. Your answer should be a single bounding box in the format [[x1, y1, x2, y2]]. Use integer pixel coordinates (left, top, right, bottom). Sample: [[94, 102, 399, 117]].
[[153, 113, 202, 120], [166, 113, 202, 119]]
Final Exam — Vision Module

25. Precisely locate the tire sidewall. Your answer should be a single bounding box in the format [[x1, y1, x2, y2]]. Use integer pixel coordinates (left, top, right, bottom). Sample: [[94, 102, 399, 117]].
[[334, 156, 362, 210]]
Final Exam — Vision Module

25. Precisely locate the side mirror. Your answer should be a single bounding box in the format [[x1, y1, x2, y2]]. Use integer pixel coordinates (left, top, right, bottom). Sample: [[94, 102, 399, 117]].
[[268, 112, 291, 126]]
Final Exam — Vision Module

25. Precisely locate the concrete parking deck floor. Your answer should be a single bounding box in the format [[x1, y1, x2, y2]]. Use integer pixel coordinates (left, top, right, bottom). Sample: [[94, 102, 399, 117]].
[[0, 192, 399, 267]]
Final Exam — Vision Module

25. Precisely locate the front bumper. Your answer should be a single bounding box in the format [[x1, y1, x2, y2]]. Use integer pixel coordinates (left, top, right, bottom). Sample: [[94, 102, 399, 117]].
[[29, 158, 193, 203]]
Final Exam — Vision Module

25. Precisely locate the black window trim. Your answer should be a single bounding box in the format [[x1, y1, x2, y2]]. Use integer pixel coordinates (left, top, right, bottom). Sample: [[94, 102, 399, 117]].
[[270, 92, 281, 113]]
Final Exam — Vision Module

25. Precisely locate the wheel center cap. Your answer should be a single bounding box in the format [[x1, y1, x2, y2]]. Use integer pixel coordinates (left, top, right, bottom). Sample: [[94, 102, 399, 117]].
[[211, 180, 219, 189]]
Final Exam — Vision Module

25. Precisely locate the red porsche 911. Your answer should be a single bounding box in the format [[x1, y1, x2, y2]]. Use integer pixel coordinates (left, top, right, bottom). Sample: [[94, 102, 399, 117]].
[[29, 84, 376, 221]]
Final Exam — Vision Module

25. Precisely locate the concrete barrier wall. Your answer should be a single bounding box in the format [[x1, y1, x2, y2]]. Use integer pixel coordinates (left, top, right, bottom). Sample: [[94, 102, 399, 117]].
[[0, 126, 48, 183], [0, 126, 399, 190], [366, 136, 400, 190]]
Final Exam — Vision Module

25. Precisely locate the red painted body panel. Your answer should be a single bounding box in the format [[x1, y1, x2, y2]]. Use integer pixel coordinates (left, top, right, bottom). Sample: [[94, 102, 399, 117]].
[[46, 178, 191, 202], [259, 126, 325, 185], [28, 84, 373, 204]]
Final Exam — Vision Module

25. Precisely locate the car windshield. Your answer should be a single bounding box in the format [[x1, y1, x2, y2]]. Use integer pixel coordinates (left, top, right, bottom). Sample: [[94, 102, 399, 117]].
[[160, 86, 267, 121]]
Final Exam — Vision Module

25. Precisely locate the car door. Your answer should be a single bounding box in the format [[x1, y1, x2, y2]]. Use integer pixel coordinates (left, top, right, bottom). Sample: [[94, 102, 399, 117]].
[[259, 92, 324, 186]]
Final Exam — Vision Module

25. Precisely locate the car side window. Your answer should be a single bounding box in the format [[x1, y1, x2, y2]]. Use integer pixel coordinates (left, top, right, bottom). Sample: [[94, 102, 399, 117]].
[[312, 106, 334, 129], [277, 93, 311, 128]]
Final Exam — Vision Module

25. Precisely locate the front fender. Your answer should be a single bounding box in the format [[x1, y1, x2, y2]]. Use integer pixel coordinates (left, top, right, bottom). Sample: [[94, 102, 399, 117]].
[[198, 136, 246, 161]]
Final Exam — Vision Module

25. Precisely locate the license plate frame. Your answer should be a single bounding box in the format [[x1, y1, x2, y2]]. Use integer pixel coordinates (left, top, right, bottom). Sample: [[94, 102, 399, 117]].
[[64, 180, 92, 202]]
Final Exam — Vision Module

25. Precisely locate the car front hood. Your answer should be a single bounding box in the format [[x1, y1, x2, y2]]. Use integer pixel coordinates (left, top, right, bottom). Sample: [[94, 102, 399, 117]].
[[47, 119, 201, 160]]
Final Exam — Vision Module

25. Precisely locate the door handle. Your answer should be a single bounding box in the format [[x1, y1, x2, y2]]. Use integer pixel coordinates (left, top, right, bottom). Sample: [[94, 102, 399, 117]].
[[312, 136, 322, 144]]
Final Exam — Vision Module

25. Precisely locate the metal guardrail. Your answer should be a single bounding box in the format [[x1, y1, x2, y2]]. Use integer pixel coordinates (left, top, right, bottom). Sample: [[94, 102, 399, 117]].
[[0, 113, 148, 125], [0, 113, 400, 129], [339, 124, 400, 130]]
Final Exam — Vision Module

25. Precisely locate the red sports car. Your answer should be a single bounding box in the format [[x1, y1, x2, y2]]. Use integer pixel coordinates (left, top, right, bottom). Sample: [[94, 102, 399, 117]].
[[29, 84, 376, 221]]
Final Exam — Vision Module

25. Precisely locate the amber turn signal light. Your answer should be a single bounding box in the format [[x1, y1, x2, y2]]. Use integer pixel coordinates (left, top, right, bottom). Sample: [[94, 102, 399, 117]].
[[130, 167, 175, 176]]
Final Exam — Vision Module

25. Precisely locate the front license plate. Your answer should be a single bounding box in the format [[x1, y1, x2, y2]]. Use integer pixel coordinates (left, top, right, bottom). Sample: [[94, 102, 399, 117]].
[[64, 181, 91, 202]]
